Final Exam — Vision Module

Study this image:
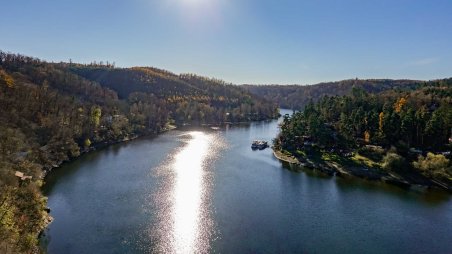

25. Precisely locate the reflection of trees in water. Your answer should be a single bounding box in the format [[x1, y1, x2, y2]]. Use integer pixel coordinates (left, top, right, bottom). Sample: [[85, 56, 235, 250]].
[[334, 177, 450, 205]]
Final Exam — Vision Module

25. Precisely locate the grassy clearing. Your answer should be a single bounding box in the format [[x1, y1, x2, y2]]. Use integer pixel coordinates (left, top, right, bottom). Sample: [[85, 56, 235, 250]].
[[286, 148, 383, 170], [351, 153, 381, 169], [321, 152, 355, 166]]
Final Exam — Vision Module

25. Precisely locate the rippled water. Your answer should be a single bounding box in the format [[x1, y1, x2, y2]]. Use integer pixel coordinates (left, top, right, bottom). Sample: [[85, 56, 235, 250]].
[[149, 131, 225, 253], [41, 110, 452, 253]]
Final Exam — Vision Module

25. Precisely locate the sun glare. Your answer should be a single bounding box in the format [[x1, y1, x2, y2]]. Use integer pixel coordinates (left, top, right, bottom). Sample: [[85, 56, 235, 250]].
[[181, 0, 207, 4], [172, 131, 210, 253], [179, 0, 210, 7]]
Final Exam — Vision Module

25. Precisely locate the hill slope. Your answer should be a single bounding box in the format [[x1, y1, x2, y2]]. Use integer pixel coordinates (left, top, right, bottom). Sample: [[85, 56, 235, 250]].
[[275, 81, 452, 189], [70, 65, 278, 123], [243, 79, 431, 109]]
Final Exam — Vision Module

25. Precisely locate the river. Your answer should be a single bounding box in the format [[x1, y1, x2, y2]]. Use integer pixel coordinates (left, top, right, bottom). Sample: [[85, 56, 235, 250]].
[[41, 109, 452, 253]]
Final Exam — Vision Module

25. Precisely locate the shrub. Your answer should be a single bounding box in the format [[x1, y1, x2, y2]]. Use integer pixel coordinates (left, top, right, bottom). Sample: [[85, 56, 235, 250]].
[[413, 153, 451, 178], [382, 152, 406, 172], [84, 138, 91, 149]]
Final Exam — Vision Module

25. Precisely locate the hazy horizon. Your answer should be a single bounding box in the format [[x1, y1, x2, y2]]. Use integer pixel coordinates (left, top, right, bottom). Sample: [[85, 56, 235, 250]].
[[2, 0, 451, 84], [4, 49, 450, 86]]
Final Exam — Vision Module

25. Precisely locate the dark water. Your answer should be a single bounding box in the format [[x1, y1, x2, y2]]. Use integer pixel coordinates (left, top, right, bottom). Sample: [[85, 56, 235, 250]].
[[42, 110, 452, 254]]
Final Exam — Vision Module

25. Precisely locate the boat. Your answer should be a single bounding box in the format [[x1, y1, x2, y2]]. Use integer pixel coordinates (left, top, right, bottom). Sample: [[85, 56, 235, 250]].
[[251, 140, 268, 150]]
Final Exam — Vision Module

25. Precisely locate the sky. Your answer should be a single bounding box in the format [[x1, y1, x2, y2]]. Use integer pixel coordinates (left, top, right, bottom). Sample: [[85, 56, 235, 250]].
[[1, 0, 452, 84]]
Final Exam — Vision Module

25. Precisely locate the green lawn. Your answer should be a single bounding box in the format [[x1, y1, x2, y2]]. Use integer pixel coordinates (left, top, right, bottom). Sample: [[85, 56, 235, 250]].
[[318, 150, 382, 169]]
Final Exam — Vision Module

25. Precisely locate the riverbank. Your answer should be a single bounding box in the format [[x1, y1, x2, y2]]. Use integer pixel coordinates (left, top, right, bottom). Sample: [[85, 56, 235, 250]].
[[273, 150, 300, 164], [273, 148, 451, 192], [36, 124, 179, 252], [41, 125, 178, 177]]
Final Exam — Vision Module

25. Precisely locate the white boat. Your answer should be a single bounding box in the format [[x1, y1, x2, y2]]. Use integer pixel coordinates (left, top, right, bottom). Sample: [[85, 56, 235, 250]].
[[251, 140, 268, 150]]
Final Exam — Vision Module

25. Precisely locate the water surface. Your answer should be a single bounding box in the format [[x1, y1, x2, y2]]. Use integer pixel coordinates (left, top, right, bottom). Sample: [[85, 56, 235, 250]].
[[42, 110, 452, 253]]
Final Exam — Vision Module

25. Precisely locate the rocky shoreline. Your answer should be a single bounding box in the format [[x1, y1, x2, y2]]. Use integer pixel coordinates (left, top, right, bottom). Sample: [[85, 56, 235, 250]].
[[273, 149, 451, 192]]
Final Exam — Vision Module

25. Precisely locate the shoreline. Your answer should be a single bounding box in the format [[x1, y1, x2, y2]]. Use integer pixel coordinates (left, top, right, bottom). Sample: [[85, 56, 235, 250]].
[[272, 148, 451, 192], [38, 125, 178, 243], [272, 150, 300, 164], [41, 125, 178, 178]]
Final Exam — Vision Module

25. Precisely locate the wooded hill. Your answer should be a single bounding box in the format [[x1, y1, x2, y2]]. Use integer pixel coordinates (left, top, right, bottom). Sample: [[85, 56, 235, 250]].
[[0, 51, 278, 253], [275, 82, 452, 188], [243, 79, 427, 110]]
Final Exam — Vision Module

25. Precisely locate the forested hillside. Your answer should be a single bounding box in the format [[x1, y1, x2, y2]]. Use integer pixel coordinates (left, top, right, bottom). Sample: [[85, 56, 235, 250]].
[[275, 82, 452, 189], [70, 66, 277, 124], [0, 51, 278, 253], [243, 79, 425, 109]]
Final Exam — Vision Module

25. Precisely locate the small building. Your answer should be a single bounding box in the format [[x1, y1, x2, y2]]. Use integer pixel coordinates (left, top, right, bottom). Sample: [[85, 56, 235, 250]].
[[15, 171, 33, 181]]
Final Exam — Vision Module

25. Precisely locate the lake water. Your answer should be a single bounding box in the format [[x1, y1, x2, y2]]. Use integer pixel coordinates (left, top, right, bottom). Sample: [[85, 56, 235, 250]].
[[41, 109, 452, 253]]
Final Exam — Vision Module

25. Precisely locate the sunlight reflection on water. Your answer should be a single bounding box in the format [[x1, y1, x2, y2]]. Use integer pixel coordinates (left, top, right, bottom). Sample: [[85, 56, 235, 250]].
[[173, 131, 209, 253], [151, 131, 225, 253]]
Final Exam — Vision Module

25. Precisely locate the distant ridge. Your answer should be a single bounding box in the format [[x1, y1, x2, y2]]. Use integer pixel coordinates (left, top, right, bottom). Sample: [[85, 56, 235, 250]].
[[243, 78, 452, 109]]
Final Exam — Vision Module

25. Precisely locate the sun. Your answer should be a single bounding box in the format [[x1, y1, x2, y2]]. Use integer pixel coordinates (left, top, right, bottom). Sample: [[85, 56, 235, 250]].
[[172, 0, 222, 26], [181, 0, 208, 5]]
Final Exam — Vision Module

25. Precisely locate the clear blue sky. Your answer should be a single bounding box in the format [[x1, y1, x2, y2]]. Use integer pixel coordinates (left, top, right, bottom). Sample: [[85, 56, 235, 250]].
[[1, 0, 451, 84]]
